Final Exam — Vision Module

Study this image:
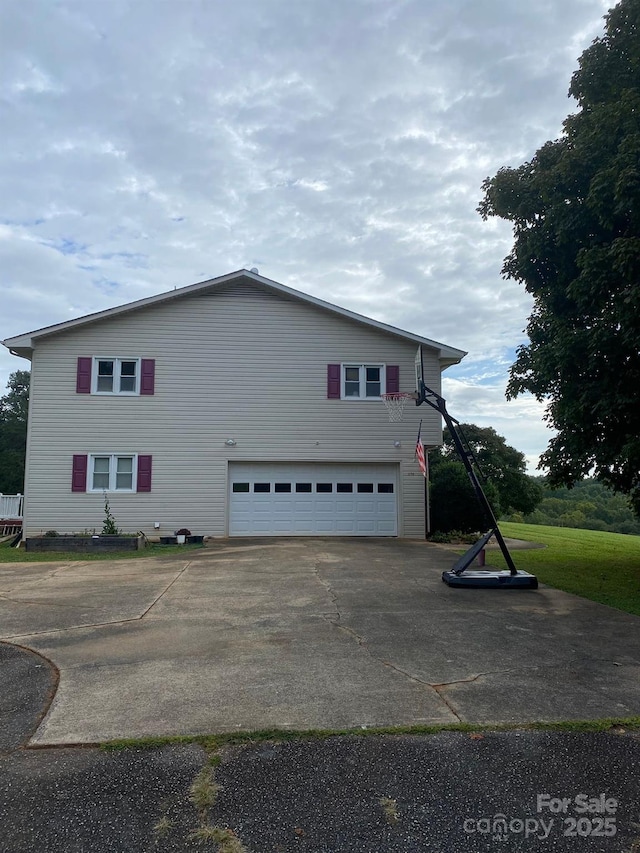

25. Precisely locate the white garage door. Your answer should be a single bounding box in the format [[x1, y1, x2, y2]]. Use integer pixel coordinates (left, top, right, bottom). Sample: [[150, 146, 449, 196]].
[[229, 463, 398, 536]]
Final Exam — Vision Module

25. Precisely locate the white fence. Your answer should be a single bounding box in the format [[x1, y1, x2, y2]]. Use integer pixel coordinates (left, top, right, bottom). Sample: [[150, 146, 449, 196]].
[[0, 493, 23, 519]]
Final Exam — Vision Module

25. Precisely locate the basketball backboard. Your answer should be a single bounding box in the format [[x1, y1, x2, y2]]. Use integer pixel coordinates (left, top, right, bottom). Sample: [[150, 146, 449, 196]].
[[415, 345, 425, 403]]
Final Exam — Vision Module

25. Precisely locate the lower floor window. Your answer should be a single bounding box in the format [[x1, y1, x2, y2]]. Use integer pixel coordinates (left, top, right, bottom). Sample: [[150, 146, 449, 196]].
[[91, 455, 136, 492]]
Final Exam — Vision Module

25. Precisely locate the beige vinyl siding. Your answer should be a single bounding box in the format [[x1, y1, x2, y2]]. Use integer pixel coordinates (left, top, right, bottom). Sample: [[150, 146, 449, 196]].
[[23, 283, 444, 538]]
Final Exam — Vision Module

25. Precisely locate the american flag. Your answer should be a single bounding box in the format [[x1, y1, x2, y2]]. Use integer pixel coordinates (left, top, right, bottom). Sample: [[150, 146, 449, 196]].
[[416, 422, 427, 478]]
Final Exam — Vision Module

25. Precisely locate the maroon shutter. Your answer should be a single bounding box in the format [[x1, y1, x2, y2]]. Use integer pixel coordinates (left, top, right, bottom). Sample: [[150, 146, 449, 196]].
[[137, 455, 152, 492], [76, 357, 92, 393], [71, 455, 88, 492], [386, 365, 400, 394], [140, 359, 155, 395], [327, 364, 341, 399]]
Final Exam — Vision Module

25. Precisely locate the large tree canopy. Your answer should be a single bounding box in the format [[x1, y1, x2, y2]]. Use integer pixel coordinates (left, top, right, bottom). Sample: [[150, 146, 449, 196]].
[[0, 370, 30, 494], [429, 423, 542, 534], [439, 423, 543, 516], [478, 0, 640, 513]]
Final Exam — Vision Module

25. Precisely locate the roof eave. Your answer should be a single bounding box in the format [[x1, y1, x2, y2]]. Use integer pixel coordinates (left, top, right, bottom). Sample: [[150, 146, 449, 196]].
[[4, 346, 33, 361]]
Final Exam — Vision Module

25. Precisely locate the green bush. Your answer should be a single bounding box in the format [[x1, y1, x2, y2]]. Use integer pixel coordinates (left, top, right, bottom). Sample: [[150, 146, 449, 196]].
[[430, 460, 500, 534]]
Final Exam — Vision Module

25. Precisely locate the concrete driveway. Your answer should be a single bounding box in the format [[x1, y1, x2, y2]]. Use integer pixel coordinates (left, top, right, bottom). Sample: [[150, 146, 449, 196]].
[[1, 538, 639, 745]]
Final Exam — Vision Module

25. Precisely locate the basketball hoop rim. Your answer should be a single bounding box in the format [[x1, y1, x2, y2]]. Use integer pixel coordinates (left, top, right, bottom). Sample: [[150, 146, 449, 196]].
[[380, 391, 419, 422], [380, 392, 419, 400]]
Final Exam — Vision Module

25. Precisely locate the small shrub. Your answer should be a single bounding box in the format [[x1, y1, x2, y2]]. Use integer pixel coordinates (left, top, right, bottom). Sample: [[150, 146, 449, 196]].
[[175, 528, 192, 536], [44, 530, 59, 537], [102, 495, 119, 535], [428, 531, 453, 544], [428, 530, 480, 544]]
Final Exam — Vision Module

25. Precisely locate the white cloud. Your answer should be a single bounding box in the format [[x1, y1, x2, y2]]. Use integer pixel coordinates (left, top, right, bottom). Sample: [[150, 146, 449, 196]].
[[0, 0, 611, 468]]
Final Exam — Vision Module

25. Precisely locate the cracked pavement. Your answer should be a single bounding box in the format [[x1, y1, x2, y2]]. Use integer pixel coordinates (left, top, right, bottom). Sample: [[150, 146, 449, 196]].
[[1, 538, 640, 745], [3, 641, 640, 853]]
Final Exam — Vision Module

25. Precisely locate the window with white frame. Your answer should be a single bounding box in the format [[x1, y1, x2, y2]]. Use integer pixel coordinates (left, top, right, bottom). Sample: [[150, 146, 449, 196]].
[[90, 455, 136, 492], [342, 364, 385, 399], [93, 358, 140, 394]]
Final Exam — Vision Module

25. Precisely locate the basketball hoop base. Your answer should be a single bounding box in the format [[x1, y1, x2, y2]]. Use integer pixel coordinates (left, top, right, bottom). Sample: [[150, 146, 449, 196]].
[[442, 569, 538, 589]]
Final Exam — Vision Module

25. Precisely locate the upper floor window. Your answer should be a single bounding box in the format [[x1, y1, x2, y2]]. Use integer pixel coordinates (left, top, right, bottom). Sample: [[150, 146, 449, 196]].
[[342, 364, 385, 399], [95, 358, 139, 394], [76, 357, 155, 395]]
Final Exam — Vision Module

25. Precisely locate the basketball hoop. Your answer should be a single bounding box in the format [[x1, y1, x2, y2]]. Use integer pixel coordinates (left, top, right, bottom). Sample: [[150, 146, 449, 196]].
[[381, 392, 416, 422]]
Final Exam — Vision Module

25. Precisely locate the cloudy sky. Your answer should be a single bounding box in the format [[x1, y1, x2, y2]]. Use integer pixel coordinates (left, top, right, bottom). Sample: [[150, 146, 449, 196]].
[[1, 0, 611, 470]]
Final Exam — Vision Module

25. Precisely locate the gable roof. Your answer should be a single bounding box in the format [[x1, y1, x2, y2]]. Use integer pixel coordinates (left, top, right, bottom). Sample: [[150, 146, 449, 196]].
[[3, 268, 466, 366]]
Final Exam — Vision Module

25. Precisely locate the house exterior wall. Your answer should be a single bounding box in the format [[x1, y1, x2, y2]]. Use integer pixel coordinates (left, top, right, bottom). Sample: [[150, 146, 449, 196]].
[[22, 282, 444, 538]]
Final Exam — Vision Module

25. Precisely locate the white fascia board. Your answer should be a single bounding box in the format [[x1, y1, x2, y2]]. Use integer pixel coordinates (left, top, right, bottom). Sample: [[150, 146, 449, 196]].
[[2, 269, 467, 365]]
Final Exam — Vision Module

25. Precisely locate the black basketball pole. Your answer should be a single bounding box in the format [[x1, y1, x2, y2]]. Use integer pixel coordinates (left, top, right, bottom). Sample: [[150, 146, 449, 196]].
[[416, 381, 518, 576]]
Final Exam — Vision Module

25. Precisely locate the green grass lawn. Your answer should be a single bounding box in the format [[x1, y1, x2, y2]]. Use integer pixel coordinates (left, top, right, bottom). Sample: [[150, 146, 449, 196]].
[[494, 522, 640, 616], [0, 540, 203, 563]]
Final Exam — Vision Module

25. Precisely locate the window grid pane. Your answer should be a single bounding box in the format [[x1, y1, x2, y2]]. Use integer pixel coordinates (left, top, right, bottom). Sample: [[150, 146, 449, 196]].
[[115, 472, 133, 490], [92, 456, 110, 491], [93, 472, 110, 490], [119, 361, 137, 393], [344, 366, 361, 398], [365, 381, 381, 397], [365, 366, 381, 397]]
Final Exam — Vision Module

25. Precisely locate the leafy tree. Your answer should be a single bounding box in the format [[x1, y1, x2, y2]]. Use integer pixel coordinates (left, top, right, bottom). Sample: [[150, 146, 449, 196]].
[[478, 0, 640, 514], [428, 422, 541, 533], [430, 459, 501, 535], [435, 423, 543, 515], [521, 477, 640, 534], [0, 370, 30, 494]]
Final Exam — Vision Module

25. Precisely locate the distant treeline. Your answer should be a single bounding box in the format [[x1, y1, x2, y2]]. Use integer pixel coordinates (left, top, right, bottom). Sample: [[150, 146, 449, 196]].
[[505, 478, 640, 536]]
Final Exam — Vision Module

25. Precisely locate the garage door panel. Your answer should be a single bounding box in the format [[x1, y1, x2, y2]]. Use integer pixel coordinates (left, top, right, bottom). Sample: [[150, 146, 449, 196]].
[[229, 463, 398, 536]]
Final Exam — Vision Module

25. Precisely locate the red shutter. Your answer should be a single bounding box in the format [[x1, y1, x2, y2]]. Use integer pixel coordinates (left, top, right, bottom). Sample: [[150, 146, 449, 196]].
[[386, 365, 400, 393], [76, 358, 92, 394], [140, 359, 155, 395], [137, 455, 152, 492], [71, 455, 88, 492], [327, 364, 341, 399]]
